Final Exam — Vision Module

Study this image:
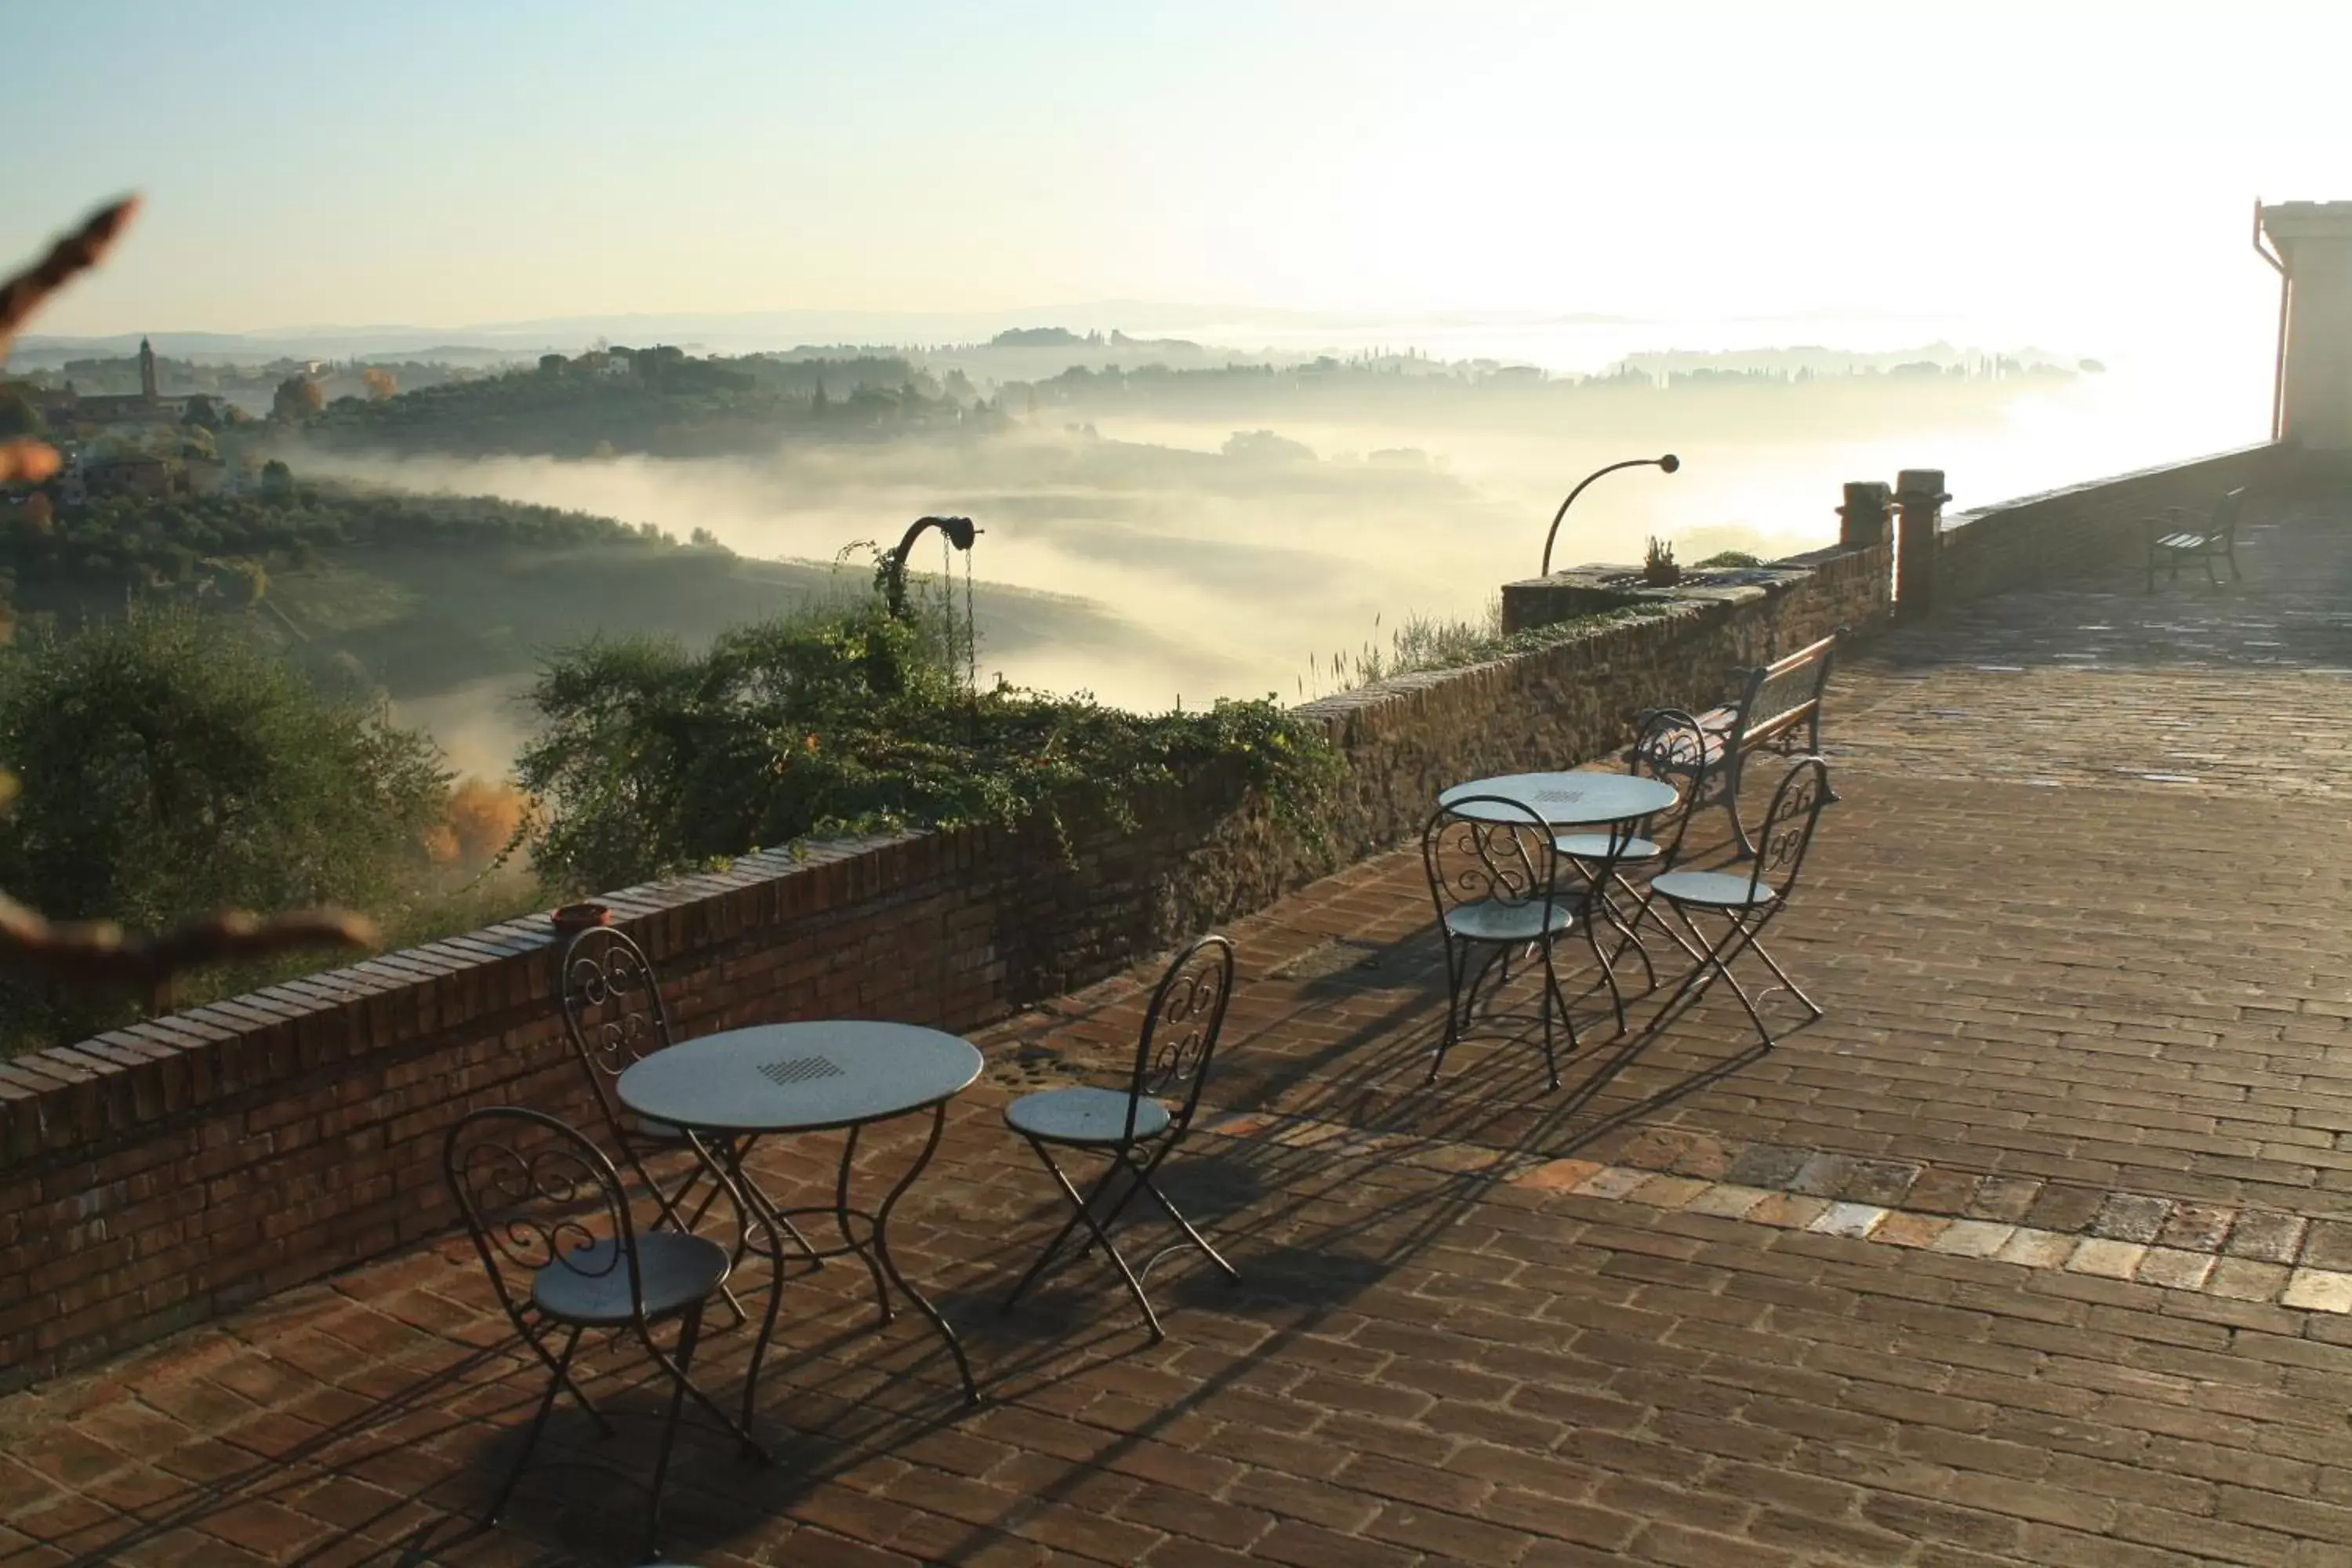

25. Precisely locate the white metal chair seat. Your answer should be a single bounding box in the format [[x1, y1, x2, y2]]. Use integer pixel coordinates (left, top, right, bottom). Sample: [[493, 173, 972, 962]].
[[1005, 1085, 1172, 1146], [1649, 869, 1780, 909], [1556, 831, 1661, 862], [532, 1232, 732, 1326], [1443, 898, 1573, 944]]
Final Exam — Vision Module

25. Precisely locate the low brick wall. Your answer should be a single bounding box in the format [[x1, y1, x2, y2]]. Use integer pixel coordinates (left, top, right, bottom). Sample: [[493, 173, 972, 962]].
[[0, 534, 1893, 1388], [1928, 441, 2288, 604]]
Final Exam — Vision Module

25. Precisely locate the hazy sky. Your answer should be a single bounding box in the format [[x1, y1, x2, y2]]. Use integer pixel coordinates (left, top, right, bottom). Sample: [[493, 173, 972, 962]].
[[9, 1, 2344, 349]]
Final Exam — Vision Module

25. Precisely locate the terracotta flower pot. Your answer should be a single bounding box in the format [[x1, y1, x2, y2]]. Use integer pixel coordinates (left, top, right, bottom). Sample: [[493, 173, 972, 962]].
[[550, 901, 612, 934]]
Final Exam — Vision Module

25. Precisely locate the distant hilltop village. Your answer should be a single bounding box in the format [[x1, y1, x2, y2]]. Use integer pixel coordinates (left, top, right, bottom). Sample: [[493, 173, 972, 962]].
[[36, 337, 195, 427]]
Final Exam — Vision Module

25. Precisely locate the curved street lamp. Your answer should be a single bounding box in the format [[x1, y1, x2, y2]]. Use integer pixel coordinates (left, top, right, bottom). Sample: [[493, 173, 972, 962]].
[[1538, 454, 1681, 577], [882, 514, 980, 619]]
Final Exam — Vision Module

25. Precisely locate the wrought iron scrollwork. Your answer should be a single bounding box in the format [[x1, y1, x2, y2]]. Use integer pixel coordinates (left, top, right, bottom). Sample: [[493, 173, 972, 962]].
[[561, 927, 673, 1082], [1755, 756, 1831, 890], [1142, 937, 1236, 1096], [445, 1109, 637, 1313], [1630, 708, 1711, 833], [1428, 813, 1550, 913]]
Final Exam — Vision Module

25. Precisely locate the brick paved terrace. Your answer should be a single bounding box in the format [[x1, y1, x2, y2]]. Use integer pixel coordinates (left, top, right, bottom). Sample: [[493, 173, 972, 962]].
[[10, 496, 2352, 1566]]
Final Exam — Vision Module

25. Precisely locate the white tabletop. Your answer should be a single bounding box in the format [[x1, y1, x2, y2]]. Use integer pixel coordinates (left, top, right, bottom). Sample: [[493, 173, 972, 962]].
[[617, 1022, 983, 1135], [1439, 771, 1678, 827]]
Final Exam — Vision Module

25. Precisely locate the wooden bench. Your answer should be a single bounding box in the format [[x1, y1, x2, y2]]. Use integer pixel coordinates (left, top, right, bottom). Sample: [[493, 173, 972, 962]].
[[1673, 630, 1840, 857], [2145, 487, 2245, 592]]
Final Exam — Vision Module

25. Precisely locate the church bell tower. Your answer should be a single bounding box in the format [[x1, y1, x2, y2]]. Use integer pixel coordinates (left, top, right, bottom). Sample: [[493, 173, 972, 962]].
[[138, 336, 158, 404]]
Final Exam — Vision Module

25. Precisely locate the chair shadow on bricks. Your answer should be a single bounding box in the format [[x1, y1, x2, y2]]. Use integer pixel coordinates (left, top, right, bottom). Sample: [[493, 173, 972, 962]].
[[878, 825, 1816, 1566], [39, 1335, 525, 1567]]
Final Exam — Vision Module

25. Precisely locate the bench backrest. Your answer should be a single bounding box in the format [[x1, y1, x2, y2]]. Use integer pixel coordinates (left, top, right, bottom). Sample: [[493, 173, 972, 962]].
[[2212, 487, 2246, 540], [1730, 631, 1838, 745]]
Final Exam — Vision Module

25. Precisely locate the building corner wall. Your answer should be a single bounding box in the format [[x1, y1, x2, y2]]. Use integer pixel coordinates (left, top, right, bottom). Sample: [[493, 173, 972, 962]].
[[2263, 202, 2352, 452]]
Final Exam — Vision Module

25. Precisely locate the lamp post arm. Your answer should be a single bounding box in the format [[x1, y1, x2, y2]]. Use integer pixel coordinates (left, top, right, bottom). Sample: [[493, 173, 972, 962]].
[[882, 514, 979, 618], [1539, 454, 1679, 577]]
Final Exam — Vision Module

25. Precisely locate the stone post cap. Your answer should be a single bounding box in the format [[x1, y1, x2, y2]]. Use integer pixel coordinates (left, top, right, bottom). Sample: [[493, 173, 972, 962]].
[[2260, 201, 2352, 246]]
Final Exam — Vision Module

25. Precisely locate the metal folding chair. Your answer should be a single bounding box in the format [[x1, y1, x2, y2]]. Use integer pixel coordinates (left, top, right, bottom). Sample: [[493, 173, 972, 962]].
[[442, 1106, 767, 1563], [1000, 935, 1239, 1341], [1424, 794, 1630, 1087], [1556, 707, 1712, 989], [1641, 755, 1831, 1049], [558, 927, 814, 1279]]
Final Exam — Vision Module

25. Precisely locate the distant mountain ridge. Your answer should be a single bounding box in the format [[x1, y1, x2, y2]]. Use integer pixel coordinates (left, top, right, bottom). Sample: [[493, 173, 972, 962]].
[[13, 302, 1655, 368]]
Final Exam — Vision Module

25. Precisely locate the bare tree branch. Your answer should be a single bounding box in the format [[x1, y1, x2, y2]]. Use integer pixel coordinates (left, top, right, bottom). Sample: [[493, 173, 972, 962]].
[[0, 194, 390, 1011], [0, 892, 378, 994], [0, 196, 140, 360]]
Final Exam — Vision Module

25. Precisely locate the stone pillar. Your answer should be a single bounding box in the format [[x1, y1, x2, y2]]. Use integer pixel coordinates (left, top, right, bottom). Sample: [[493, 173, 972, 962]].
[[1837, 481, 1891, 546], [2261, 202, 2352, 451], [1893, 469, 1948, 619]]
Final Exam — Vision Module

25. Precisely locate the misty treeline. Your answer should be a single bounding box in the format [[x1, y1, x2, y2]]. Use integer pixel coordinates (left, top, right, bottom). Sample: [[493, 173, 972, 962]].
[[283, 335, 2088, 469], [0, 480, 695, 601], [303, 348, 1007, 459], [1012, 354, 2082, 427]]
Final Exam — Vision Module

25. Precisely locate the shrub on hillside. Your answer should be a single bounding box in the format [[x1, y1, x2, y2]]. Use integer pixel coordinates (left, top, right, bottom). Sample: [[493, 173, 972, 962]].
[[0, 609, 449, 1037], [517, 597, 1336, 895]]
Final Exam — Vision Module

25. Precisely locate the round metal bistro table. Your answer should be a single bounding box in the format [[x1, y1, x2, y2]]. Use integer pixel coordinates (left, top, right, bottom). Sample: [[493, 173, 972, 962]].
[[617, 1022, 985, 1418], [1440, 770, 1693, 988], [1439, 771, 1678, 828]]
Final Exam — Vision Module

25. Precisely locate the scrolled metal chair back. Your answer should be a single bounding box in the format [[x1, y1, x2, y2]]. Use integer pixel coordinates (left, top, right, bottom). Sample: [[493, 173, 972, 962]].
[[1628, 707, 1711, 866], [1132, 934, 1236, 1141], [444, 1106, 643, 1327], [1423, 795, 1560, 924], [1747, 756, 1833, 902], [559, 927, 676, 1118]]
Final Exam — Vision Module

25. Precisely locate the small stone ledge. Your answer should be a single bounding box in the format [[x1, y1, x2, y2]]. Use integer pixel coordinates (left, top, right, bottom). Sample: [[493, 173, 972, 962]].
[[1500, 553, 1846, 637]]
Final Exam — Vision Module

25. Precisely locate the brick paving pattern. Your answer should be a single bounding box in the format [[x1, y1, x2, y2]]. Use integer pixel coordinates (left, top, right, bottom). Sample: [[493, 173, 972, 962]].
[[10, 507, 2352, 1563]]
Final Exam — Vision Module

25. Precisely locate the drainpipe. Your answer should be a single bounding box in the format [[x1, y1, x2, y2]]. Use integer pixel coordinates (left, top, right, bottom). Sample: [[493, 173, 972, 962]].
[[2254, 198, 2289, 443]]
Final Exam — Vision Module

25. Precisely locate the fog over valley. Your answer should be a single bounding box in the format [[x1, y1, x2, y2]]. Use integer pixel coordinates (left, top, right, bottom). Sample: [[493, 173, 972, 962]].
[[262, 322, 2260, 777]]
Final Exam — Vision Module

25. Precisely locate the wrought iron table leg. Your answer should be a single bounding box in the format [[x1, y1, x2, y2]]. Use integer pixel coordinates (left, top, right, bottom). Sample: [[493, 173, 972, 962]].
[[874, 1103, 979, 1403], [714, 1138, 793, 1436], [836, 1123, 892, 1326], [1598, 873, 1658, 990]]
